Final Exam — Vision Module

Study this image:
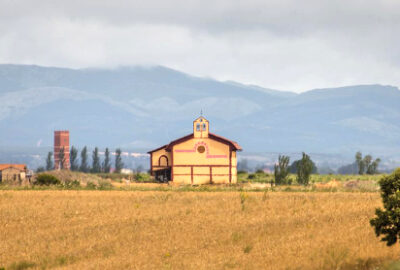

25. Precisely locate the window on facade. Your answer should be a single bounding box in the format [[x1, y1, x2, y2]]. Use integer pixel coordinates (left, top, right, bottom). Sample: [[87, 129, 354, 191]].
[[197, 145, 205, 153], [196, 123, 200, 131], [202, 123, 206, 130]]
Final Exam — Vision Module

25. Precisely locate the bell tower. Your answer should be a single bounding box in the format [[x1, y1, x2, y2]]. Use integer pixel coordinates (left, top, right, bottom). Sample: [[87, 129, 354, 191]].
[[193, 116, 209, 138]]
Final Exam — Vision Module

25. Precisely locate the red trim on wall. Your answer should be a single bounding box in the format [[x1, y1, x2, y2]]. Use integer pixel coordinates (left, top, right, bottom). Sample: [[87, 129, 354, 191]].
[[174, 173, 231, 176], [173, 164, 235, 168], [206, 155, 227, 159], [191, 166, 193, 184], [175, 149, 196, 153], [209, 167, 213, 184]]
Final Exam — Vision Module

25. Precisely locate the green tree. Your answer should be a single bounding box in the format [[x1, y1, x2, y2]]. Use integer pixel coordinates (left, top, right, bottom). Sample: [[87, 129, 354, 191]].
[[92, 147, 101, 173], [356, 152, 365, 175], [102, 148, 111, 173], [367, 158, 381, 175], [46, 151, 53, 171], [115, 148, 124, 173], [80, 146, 89, 173], [58, 147, 65, 169], [297, 152, 313, 185], [289, 159, 317, 174], [370, 169, 400, 246], [70, 146, 78, 171], [274, 155, 290, 185], [364, 155, 372, 172]]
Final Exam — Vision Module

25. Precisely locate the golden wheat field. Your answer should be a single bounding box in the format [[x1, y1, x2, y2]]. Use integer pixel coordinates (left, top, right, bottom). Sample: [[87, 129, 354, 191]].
[[1, 191, 400, 270]]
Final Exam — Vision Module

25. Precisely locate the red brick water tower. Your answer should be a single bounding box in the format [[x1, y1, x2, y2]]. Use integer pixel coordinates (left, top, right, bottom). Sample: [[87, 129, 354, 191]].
[[54, 130, 70, 170]]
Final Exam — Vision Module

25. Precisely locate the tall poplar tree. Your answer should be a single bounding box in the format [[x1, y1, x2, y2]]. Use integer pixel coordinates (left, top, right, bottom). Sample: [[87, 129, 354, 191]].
[[70, 146, 78, 171], [80, 146, 89, 173], [115, 148, 124, 173], [102, 148, 111, 173], [46, 151, 53, 171], [92, 147, 101, 173]]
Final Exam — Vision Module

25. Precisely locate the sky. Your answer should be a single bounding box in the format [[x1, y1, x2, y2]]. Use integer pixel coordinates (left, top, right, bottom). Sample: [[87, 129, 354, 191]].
[[0, 0, 399, 92]]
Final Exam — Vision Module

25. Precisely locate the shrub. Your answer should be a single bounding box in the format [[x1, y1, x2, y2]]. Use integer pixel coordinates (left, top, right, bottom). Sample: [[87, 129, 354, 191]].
[[98, 180, 113, 190], [248, 174, 256, 180], [370, 168, 400, 246], [135, 173, 150, 182], [297, 153, 314, 186], [274, 155, 290, 185], [35, 174, 60, 186], [86, 182, 97, 190], [63, 180, 80, 189]]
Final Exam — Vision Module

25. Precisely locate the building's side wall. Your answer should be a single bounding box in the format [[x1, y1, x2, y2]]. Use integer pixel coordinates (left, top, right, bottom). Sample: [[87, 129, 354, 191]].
[[0, 168, 25, 184], [172, 137, 235, 184], [231, 151, 237, 183], [151, 148, 171, 174]]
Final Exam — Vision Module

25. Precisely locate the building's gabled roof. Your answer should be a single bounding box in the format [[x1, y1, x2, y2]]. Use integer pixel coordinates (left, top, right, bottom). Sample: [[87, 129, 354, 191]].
[[0, 164, 26, 171], [209, 133, 242, 151], [148, 132, 242, 153], [147, 144, 168, 154], [165, 133, 194, 151]]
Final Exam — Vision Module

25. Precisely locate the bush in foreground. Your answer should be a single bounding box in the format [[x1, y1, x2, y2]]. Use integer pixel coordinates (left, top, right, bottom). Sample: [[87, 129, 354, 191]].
[[370, 168, 400, 246], [35, 174, 60, 186]]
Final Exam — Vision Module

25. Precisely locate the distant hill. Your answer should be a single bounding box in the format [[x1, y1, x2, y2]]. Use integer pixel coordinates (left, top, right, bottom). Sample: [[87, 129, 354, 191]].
[[0, 64, 399, 169]]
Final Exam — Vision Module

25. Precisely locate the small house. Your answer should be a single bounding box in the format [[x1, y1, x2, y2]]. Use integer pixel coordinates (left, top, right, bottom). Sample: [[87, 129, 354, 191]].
[[0, 164, 27, 184]]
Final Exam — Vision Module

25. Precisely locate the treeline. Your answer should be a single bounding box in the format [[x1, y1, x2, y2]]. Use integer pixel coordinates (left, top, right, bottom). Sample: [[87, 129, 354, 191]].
[[39, 146, 124, 173], [338, 152, 381, 175], [241, 150, 382, 186], [274, 152, 315, 186]]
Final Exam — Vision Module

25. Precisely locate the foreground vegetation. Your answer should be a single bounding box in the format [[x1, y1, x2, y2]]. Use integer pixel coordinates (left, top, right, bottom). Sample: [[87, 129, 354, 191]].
[[1, 191, 400, 269], [238, 171, 383, 184]]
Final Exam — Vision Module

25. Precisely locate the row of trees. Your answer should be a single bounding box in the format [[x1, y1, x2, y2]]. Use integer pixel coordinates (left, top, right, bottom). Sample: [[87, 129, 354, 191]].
[[45, 146, 124, 173], [355, 152, 381, 175], [274, 152, 314, 185]]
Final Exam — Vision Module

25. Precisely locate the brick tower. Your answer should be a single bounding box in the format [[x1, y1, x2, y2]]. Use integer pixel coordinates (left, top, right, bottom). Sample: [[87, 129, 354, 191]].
[[54, 131, 70, 170]]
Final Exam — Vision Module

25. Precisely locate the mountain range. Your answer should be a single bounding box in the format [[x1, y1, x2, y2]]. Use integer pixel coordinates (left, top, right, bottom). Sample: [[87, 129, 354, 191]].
[[1, 64, 400, 169]]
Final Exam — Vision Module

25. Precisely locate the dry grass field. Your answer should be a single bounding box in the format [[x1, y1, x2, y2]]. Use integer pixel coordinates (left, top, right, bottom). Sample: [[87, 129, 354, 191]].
[[1, 191, 400, 270]]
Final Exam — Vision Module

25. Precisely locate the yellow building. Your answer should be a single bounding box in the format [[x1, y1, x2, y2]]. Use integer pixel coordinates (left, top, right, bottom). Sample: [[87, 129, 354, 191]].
[[148, 116, 242, 184]]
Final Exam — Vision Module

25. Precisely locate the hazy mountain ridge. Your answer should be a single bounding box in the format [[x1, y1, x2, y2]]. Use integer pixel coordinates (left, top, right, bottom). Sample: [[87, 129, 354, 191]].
[[0, 64, 400, 169]]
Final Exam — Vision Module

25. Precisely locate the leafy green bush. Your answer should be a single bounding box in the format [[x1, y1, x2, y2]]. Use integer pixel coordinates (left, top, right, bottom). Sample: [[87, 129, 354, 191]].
[[135, 173, 150, 182], [370, 168, 400, 246], [35, 174, 60, 186]]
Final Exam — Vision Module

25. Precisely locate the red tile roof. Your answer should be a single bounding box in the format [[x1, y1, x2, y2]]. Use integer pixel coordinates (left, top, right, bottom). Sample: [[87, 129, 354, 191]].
[[0, 164, 26, 171]]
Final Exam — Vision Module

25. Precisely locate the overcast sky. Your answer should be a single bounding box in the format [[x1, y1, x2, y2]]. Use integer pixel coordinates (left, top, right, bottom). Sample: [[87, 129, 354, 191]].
[[0, 0, 399, 92]]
